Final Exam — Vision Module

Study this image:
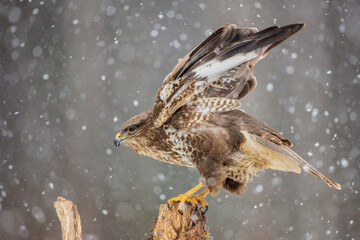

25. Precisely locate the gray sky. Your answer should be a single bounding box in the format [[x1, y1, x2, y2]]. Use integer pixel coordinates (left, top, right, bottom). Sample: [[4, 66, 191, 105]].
[[1, 0, 359, 239]]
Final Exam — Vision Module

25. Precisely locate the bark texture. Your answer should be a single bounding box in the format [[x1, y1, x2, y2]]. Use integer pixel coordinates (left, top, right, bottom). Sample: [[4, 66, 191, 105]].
[[148, 202, 209, 240], [54, 197, 82, 240]]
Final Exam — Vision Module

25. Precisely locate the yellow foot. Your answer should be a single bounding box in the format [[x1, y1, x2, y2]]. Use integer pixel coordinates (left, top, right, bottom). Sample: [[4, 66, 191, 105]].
[[167, 183, 209, 214]]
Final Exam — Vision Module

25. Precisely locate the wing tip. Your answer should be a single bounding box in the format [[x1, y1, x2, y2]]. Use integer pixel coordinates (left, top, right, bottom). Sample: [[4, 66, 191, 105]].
[[293, 23, 306, 34], [259, 23, 305, 55], [297, 22, 306, 29], [330, 182, 342, 190]]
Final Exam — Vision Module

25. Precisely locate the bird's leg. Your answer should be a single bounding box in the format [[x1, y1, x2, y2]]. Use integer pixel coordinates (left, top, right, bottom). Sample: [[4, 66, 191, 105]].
[[194, 188, 209, 208], [167, 182, 209, 214]]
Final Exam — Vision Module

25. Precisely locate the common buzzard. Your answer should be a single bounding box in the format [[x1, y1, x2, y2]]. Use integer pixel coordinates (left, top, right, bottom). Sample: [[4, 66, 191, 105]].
[[114, 23, 341, 212]]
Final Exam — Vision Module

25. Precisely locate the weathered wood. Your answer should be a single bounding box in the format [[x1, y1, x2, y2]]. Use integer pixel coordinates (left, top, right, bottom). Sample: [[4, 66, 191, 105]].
[[148, 202, 209, 240], [53, 197, 209, 240], [54, 197, 82, 240]]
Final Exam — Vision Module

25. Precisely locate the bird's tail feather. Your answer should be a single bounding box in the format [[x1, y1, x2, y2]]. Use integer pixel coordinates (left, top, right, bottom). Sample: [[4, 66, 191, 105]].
[[289, 149, 342, 190], [251, 132, 341, 190]]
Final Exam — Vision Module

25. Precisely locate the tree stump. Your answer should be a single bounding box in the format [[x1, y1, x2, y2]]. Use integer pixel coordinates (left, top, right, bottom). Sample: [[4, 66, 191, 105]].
[[148, 202, 210, 240]]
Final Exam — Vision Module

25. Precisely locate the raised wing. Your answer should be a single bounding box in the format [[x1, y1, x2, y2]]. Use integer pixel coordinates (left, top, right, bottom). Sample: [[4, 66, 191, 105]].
[[152, 23, 305, 127]]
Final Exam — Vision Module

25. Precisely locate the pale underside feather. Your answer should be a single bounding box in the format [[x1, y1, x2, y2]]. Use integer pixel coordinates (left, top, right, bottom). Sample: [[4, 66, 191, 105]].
[[240, 131, 302, 173], [241, 131, 341, 189]]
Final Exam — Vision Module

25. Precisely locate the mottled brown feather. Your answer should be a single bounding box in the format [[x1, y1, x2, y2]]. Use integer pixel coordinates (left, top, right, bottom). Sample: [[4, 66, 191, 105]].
[[152, 23, 305, 127], [117, 23, 341, 198]]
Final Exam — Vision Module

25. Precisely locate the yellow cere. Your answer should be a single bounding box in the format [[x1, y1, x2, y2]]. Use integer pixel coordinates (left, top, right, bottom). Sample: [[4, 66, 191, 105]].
[[116, 133, 121, 139]]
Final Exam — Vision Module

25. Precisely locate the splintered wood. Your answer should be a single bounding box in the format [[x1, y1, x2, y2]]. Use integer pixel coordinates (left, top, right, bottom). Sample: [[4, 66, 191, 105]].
[[148, 202, 209, 240], [53, 197, 82, 240]]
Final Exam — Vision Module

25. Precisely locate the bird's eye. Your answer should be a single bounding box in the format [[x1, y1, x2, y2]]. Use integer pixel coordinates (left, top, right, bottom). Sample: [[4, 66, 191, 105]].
[[128, 126, 136, 133]]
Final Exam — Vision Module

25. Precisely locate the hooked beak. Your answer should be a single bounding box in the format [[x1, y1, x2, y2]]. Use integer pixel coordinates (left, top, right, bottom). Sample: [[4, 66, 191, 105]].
[[114, 133, 124, 147]]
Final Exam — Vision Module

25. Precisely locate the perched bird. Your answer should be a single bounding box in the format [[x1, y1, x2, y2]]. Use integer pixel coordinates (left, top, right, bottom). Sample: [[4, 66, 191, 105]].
[[114, 23, 341, 212]]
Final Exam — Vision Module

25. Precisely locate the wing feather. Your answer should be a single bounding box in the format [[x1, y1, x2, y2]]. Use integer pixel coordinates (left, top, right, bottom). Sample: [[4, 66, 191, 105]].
[[209, 110, 341, 189], [152, 23, 305, 127]]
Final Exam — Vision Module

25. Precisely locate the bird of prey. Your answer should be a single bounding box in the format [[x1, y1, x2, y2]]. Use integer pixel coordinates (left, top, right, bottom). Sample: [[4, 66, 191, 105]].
[[114, 23, 341, 212]]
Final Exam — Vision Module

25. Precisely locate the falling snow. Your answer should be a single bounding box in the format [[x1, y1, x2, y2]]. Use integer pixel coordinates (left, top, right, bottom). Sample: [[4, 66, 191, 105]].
[[266, 83, 274, 92], [0, 1, 359, 240]]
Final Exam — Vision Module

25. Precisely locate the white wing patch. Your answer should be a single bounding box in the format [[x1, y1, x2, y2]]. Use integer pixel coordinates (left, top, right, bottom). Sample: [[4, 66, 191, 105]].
[[193, 50, 260, 79]]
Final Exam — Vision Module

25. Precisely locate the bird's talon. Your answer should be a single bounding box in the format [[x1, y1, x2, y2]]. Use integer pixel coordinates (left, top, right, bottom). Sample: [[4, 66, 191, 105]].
[[167, 183, 209, 214], [178, 209, 183, 215], [167, 203, 171, 210], [201, 205, 208, 215]]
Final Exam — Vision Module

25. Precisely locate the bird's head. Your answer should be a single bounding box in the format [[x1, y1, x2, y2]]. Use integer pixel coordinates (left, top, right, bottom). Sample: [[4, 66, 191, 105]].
[[114, 110, 152, 147]]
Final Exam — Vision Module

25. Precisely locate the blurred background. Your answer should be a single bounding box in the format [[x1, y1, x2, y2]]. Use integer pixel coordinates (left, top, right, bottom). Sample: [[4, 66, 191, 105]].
[[1, 0, 359, 239]]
